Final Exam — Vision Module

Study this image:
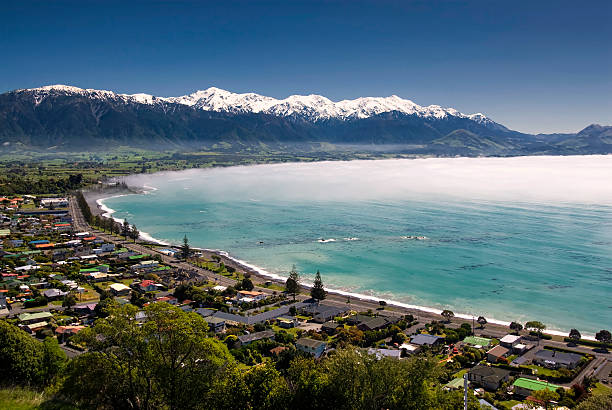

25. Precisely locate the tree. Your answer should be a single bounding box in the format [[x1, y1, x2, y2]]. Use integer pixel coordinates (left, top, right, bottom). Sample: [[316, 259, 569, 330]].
[[241, 278, 254, 291], [285, 265, 300, 301], [525, 321, 546, 343], [595, 329, 611, 345], [62, 293, 77, 309], [569, 328, 581, 342], [129, 225, 139, 242], [62, 303, 236, 409], [510, 321, 523, 334], [122, 219, 130, 239], [441, 309, 454, 323], [477, 316, 487, 328], [310, 270, 326, 303], [181, 234, 190, 259], [532, 388, 560, 409]]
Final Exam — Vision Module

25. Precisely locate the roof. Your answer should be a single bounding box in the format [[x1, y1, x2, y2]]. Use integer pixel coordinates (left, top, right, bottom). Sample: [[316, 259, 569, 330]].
[[109, 283, 131, 292], [410, 334, 443, 345], [19, 311, 53, 321], [367, 348, 401, 359], [359, 317, 390, 330], [297, 338, 327, 349], [205, 317, 226, 325], [513, 378, 560, 392], [140, 280, 156, 287], [55, 325, 85, 334], [238, 290, 264, 296], [487, 345, 510, 357], [237, 330, 275, 344], [469, 365, 511, 381], [533, 349, 582, 365], [500, 334, 521, 344], [463, 336, 492, 346], [445, 377, 465, 389]]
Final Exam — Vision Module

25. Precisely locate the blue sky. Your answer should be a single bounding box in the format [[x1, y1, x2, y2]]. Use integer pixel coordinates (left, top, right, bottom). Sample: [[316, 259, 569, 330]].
[[1, 0, 610, 133]]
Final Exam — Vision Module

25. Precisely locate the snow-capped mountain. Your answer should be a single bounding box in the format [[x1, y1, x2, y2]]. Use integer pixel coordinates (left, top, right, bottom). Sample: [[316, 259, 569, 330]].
[[11, 84, 601, 155], [17, 85, 500, 127]]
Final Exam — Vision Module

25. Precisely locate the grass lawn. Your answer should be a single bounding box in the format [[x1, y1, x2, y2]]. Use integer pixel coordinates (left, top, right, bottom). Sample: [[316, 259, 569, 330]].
[[0, 386, 76, 410], [523, 365, 558, 377], [49, 300, 63, 306], [495, 400, 522, 410], [452, 368, 468, 379], [592, 382, 612, 396]]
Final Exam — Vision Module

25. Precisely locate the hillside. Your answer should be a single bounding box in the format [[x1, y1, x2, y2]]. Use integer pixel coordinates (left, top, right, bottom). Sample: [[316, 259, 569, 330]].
[[0, 85, 610, 155]]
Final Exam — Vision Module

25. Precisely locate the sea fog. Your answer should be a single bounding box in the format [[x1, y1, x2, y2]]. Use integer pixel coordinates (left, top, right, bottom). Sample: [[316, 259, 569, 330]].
[[103, 156, 612, 335]]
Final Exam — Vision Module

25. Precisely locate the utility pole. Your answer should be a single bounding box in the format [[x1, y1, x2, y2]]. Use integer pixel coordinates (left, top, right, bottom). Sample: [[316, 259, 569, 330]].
[[463, 373, 468, 410]]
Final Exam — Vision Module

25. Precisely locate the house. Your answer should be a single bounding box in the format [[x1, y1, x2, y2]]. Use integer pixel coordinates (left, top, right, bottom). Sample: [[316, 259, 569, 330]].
[[195, 308, 215, 318], [100, 243, 115, 252], [73, 303, 97, 316], [18, 311, 53, 324], [24, 321, 50, 334], [487, 345, 510, 363], [357, 316, 391, 331], [468, 365, 512, 391], [0, 290, 7, 309], [109, 283, 131, 296], [55, 325, 85, 342], [299, 303, 349, 323], [43, 288, 69, 300], [296, 338, 327, 358], [236, 290, 266, 302], [512, 378, 561, 397], [368, 348, 402, 360], [237, 330, 275, 346], [400, 343, 421, 355], [7, 239, 23, 247], [40, 198, 68, 208], [131, 260, 159, 272], [410, 334, 444, 346], [346, 314, 373, 325], [321, 321, 341, 335], [277, 316, 298, 329], [532, 349, 583, 369], [137, 280, 158, 293], [155, 296, 178, 305], [499, 334, 522, 349], [205, 317, 226, 333]]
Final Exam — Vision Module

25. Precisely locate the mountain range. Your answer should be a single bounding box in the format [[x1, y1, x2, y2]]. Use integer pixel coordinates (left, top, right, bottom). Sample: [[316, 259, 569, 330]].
[[0, 85, 610, 155]]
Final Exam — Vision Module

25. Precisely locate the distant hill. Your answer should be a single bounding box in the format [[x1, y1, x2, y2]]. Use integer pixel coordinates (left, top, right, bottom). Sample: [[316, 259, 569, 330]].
[[0, 85, 609, 155]]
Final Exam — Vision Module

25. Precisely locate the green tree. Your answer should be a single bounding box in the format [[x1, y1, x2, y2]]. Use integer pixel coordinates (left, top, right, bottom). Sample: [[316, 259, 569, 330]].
[[477, 316, 487, 328], [62, 293, 77, 309], [569, 328, 581, 342], [285, 265, 300, 301], [525, 320, 546, 342], [510, 321, 523, 334], [310, 270, 326, 303], [130, 224, 140, 242], [181, 234, 190, 259], [441, 310, 454, 323], [240, 278, 254, 291], [595, 329, 611, 344], [122, 219, 130, 239]]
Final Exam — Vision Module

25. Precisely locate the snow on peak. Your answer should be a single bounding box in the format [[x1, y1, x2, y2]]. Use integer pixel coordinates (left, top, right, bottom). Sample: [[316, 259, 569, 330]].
[[169, 87, 490, 122], [17, 85, 494, 123]]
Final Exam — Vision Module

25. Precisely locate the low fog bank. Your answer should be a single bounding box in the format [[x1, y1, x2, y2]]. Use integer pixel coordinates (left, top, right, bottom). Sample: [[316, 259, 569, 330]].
[[122, 155, 612, 205]]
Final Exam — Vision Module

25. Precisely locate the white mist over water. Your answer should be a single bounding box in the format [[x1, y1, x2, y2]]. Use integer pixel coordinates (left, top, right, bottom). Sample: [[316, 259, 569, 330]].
[[121, 155, 612, 205], [103, 155, 612, 335]]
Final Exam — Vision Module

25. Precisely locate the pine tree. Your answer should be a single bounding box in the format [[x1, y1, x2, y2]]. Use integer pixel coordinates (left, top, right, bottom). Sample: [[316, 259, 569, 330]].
[[181, 235, 190, 259], [285, 265, 300, 301], [122, 220, 130, 239], [130, 225, 139, 242], [310, 270, 326, 303]]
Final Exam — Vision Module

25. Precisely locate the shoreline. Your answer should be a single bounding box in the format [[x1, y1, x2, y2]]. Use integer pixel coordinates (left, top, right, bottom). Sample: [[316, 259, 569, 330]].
[[90, 186, 597, 340]]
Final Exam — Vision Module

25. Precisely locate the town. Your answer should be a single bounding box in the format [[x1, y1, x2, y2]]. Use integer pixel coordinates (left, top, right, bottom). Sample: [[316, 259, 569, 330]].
[[0, 192, 611, 410]]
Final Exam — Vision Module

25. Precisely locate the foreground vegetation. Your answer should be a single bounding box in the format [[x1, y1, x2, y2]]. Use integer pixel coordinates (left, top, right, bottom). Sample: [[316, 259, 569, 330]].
[[3, 303, 483, 410]]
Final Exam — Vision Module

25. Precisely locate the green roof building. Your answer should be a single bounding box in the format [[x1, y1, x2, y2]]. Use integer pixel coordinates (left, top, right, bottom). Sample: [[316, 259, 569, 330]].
[[513, 378, 561, 397], [18, 311, 53, 324]]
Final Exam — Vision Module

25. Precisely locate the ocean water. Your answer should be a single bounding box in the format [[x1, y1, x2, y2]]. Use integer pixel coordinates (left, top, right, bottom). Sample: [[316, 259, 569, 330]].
[[101, 156, 612, 335]]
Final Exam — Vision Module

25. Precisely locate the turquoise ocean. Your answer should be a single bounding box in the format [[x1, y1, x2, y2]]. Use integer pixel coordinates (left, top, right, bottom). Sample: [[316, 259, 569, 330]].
[[101, 157, 612, 335]]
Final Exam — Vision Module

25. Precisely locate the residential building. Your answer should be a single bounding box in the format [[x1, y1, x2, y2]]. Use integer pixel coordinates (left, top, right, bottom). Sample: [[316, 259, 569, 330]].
[[410, 334, 444, 346], [367, 348, 401, 360], [109, 282, 131, 296], [296, 338, 327, 358], [486, 345, 510, 363], [468, 365, 512, 391], [43, 288, 68, 300], [512, 378, 560, 397], [205, 317, 226, 333], [18, 311, 53, 324], [532, 349, 583, 369], [237, 330, 275, 346], [499, 334, 522, 348]]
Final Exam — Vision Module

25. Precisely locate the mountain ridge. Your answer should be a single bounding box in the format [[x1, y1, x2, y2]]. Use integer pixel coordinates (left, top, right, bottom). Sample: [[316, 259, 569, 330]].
[[1, 85, 610, 155]]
